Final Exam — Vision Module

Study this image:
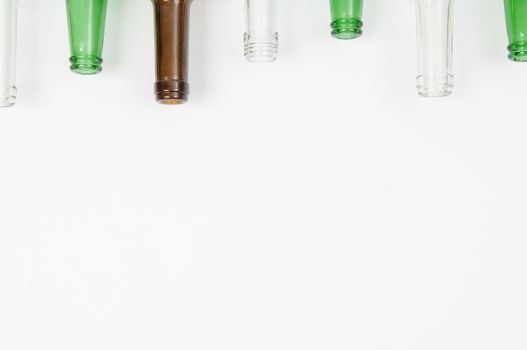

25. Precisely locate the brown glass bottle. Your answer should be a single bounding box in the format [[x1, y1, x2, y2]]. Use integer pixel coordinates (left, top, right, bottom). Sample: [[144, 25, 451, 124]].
[[151, 0, 193, 105]]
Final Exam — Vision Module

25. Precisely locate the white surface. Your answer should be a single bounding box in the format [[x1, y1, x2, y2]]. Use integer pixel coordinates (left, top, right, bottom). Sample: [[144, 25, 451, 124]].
[[1, 0, 526, 349]]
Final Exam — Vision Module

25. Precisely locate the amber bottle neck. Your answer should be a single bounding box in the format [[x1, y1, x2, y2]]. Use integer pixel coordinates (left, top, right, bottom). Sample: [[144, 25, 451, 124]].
[[153, 0, 193, 105]]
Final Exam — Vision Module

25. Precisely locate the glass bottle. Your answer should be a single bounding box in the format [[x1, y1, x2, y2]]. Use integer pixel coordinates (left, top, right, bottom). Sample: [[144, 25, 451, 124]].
[[414, 0, 454, 97], [0, 0, 18, 107], [504, 0, 527, 62], [244, 0, 278, 62], [66, 0, 108, 75], [151, 0, 193, 105], [329, 0, 363, 40]]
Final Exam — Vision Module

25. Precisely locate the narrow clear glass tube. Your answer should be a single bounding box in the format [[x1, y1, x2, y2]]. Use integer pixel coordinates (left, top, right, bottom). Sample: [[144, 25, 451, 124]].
[[244, 0, 278, 63], [0, 0, 18, 107], [414, 0, 454, 97]]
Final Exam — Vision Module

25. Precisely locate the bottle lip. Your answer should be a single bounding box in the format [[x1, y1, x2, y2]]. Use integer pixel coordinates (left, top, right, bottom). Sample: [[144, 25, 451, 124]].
[[244, 42, 278, 63], [0, 86, 17, 108], [155, 80, 189, 105], [508, 42, 527, 62], [70, 55, 103, 75], [0, 98, 16, 108], [331, 18, 363, 40], [416, 74, 454, 98]]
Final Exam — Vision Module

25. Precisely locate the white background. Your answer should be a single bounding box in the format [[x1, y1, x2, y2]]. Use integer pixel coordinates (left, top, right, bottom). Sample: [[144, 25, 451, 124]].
[[1, 0, 526, 349]]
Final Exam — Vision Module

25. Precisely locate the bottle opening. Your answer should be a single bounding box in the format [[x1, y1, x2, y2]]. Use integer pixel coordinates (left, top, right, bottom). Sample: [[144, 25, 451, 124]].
[[417, 74, 454, 98], [244, 42, 278, 63], [331, 19, 363, 40], [0, 86, 17, 108], [159, 99, 186, 105], [244, 32, 278, 63], [508, 42, 527, 62], [155, 80, 189, 105], [70, 55, 103, 75]]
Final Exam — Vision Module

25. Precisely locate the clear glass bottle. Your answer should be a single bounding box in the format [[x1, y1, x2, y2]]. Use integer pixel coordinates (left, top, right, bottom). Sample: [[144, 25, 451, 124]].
[[329, 0, 363, 40], [414, 0, 454, 97], [0, 0, 18, 107], [66, 0, 108, 75], [504, 0, 527, 62], [151, 0, 193, 105], [244, 0, 278, 63]]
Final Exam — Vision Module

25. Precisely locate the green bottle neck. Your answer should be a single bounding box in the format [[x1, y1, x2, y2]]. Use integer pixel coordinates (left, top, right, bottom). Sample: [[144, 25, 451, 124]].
[[70, 55, 103, 75], [331, 18, 363, 40], [508, 41, 527, 62]]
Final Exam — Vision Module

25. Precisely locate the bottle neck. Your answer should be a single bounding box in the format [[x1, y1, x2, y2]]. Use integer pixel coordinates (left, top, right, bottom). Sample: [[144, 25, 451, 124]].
[[70, 55, 103, 75], [153, 0, 192, 104]]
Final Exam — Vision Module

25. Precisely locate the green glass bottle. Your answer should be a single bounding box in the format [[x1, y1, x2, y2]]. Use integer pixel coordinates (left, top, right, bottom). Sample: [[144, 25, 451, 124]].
[[329, 0, 363, 40], [66, 0, 108, 74], [504, 0, 527, 62]]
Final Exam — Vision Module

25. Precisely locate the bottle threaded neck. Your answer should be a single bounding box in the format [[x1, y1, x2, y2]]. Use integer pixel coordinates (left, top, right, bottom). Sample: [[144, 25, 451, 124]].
[[0, 86, 17, 108], [508, 42, 527, 62], [155, 80, 189, 105], [416, 74, 454, 98], [244, 41, 278, 63], [70, 55, 103, 75], [244, 32, 278, 63], [331, 18, 363, 40]]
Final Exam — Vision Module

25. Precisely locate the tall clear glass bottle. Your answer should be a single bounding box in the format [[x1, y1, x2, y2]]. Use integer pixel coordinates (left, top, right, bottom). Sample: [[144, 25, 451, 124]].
[[0, 0, 18, 107], [329, 0, 363, 40], [414, 0, 454, 97], [244, 0, 278, 62], [504, 0, 527, 62], [151, 0, 193, 105], [66, 0, 108, 75]]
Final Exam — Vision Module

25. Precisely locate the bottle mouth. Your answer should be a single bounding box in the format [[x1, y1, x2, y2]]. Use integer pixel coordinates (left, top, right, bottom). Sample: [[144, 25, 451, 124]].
[[0, 86, 17, 107], [70, 55, 103, 75], [416, 74, 454, 98], [331, 18, 363, 40], [244, 32, 278, 63], [244, 42, 278, 63], [508, 42, 527, 62], [155, 80, 189, 105]]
